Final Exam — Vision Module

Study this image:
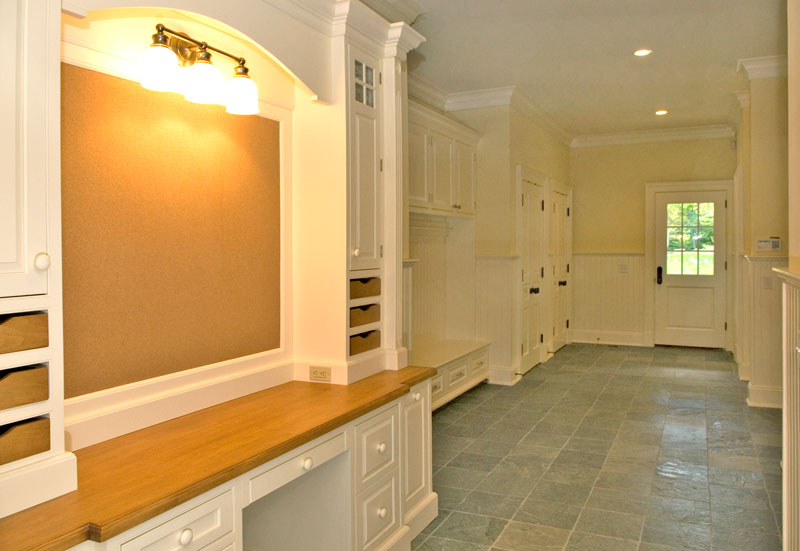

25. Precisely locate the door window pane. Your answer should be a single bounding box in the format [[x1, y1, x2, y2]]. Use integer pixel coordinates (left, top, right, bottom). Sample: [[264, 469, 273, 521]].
[[665, 202, 714, 275]]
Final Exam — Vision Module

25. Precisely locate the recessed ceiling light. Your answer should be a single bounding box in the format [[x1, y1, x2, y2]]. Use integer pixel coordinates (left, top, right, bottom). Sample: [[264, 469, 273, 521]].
[[634, 49, 653, 57], [655, 110, 669, 116]]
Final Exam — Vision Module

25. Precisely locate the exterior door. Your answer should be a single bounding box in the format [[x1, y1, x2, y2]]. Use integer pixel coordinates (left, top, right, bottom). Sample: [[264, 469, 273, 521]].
[[550, 191, 570, 353], [520, 181, 544, 374], [654, 191, 727, 347]]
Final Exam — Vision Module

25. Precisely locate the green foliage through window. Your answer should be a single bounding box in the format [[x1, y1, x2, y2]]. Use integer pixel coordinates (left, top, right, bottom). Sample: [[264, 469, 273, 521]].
[[665, 202, 714, 275]]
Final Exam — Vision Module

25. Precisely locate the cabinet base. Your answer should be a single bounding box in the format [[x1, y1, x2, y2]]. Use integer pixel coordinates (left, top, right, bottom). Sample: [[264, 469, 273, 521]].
[[0, 452, 77, 518]]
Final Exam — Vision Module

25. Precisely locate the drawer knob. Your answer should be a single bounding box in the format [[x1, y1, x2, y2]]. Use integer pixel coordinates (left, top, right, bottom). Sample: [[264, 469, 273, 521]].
[[377, 442, 387, 454], [413, 392, 421, 401], [178, 528, 193, 546], [34, 253, 50, 271], [353, 247, 361, 257], [302, 457, 314, 471], [378, 507, 388, 519]]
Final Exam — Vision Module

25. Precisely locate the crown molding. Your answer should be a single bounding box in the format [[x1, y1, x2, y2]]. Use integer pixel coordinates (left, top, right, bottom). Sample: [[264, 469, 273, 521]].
[[384, 22, 425, 59], [735, 90, 751, 109], [570, 125, 735, 148], [407, 73, 448, 110], [738, 55, 788, 80], [443, 86, 572, 145], [361, 0, 424, 24]]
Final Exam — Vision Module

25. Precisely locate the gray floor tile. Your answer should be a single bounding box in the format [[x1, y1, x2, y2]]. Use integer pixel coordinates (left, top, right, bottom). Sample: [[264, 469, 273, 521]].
[[566, 532, 638, 551], [449, 452, 504, 472], [455, 491, 523, 519], [431, 511, 506, 546], [514, 497, 582, 530], [711, 529, 782, 551], [574, 507, 644, 540], [647, 496, 710, 525], [433, 466, 489, 490], [641, 517, 711, 550], [417, 536, 491, 551], [493, 521, 571, 551]]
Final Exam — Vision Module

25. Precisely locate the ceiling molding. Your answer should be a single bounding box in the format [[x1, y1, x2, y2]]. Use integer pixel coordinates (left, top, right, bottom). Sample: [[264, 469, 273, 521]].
[[570, 125, 735, 148], [361, 0, 425, 24], [384, 22, 425, 59], [738, 55, 788, 80], [735, 90, 751, 109], [407, 73, 448, 110], [443, 86, 572, 145]]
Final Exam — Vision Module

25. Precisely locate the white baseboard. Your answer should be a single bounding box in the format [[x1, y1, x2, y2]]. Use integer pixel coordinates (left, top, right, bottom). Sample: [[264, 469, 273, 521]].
[[571, 329, 648, 347], [737, 360, 752, 382], [746, 383, 782, 408], [65, 352, 294, 450], [404, 492, 438, 541], [488, 365, 521, 386], [0, 452, 77, 518]]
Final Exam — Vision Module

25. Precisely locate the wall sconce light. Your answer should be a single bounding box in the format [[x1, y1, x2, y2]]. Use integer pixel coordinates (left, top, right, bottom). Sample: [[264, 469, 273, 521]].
[[140, 24, 259, 115]]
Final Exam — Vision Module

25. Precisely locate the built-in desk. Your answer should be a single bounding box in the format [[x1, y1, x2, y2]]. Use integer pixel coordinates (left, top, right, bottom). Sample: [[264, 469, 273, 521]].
[[0, 367, 437, 551]]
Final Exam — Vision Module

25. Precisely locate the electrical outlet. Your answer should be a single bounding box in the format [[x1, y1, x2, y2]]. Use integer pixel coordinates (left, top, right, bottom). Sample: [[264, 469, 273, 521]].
[[309, 366, 331, 382]]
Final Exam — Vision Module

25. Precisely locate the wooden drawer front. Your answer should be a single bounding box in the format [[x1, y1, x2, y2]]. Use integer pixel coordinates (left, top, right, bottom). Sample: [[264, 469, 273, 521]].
[[350, 330, 381, 356], [356, 475, 398, 551], [0, 312, 48, 355], [350, 277, 381, 299], [0, 364, 48, 410], [470, 352, 488, 378], [447, 360, 468, 387], [248, 432, 346, 503], [356, 406, 398, 490], [350, 304, 381, 328], [120, 490, 233, 551], [430, 375, 445, 403], [0, 416, 49, 466]]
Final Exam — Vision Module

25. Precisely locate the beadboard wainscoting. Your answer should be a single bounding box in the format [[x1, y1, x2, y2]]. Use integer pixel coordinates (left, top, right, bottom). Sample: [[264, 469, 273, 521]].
[[571, 253, 647, 346], [741, 256, 787, 408], [736, 255, 753, 380], [776, 268, 800, 550], [476, 256, 521, 385]]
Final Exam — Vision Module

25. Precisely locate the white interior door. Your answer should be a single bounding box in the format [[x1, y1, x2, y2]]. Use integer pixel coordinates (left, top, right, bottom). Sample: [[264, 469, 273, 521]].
[[520, 181, 544, 374], [654, 190, 727, 347], [550, 191, 570, 353]]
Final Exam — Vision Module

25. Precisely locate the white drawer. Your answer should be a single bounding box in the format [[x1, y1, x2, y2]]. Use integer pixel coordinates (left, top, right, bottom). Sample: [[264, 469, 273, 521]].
[[447, 359, 468, 387], [119, 490, 233, 551], [355, 405, 398, 490], [470, 351, 488, 377], [356, 474, 399, 551], [430, 375, 444, 402], [248, 431, 346, 503]]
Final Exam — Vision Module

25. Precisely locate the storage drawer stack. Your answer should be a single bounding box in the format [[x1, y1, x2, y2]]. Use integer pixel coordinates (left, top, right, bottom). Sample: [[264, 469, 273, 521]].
[[0, 312, 52, 467], [349, 277, 382, 356]]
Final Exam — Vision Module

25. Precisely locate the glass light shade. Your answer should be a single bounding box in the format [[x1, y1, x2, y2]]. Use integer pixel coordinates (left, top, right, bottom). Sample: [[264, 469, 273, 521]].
[[140, 44, 180, 92], [226, 74, 259, 115], [183, 59, 224, 104]]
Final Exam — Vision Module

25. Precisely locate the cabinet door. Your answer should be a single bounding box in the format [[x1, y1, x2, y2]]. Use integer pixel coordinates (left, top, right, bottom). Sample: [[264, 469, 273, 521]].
[[454, 141, 475, 214], [0, 0, 52, 298], [401, 381, 430, 519], [407, 121, 429, 208], [348, 46, 382, 271], [428, 130, 453, 211]]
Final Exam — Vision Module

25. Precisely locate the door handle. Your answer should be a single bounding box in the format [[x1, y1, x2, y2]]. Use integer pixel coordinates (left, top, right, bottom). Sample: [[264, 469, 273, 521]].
[[558, 280, 567, 286], [657, 266, 663, 285], [530, 287, 540, 294]]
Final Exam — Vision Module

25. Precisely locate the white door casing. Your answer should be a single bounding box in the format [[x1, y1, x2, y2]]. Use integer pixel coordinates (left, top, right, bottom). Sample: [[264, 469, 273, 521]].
[[646, 182, 731, 348], [520, 179, 545, 374], [550, 190, 570, 353]]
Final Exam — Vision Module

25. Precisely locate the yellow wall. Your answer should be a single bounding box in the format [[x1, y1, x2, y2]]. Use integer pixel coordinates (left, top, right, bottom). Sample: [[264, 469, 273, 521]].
[[791, 1, 800, 271], [510, 106, 570, 188], [571, 139, 737, 254], [749, 76, 789, 257]]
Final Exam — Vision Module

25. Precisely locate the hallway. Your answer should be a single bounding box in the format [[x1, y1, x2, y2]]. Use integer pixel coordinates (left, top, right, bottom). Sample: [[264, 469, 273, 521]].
[[413, 344, 782, 551]]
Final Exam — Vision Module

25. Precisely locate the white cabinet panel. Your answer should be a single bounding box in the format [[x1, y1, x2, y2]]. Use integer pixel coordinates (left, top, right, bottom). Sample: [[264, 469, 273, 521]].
[[429, 130, 453, 211], [454, 141, 475, 214], [408, 121, 429, 208], [0, 0, 52, 298], [401, 381, 430, 518]]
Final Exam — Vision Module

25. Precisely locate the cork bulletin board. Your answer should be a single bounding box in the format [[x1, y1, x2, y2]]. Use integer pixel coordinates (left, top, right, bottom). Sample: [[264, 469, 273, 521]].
[[61, 63, 280, 398]]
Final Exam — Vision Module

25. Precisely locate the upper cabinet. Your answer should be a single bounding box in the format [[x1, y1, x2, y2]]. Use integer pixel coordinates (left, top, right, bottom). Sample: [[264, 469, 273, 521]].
[[408, 101, 478, 216], [348, 45, 382, 272], [0, 0, 54, 298]]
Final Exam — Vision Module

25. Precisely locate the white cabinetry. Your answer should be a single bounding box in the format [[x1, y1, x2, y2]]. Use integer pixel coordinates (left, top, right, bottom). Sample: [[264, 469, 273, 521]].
[[400, 381, 431, 526], [348, 45, 382, 272], [0, 0, 53, 298], [408, 101, 477, 216]]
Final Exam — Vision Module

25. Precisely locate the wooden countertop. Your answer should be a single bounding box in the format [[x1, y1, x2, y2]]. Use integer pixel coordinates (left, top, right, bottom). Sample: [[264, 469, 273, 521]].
[[0, 367, 435, 551]]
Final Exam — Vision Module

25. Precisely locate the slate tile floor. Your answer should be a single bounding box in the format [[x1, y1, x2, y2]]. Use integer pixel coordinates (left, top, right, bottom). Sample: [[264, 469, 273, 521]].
[[412, 343, 782, 551]]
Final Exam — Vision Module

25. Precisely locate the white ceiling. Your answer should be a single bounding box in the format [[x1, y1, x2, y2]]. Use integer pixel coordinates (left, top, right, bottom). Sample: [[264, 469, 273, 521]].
[[401, 0, 787, 137]]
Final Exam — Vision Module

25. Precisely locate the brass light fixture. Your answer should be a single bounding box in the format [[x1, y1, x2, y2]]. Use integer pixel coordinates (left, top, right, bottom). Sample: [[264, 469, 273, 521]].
[[140, 24, 259, 115]]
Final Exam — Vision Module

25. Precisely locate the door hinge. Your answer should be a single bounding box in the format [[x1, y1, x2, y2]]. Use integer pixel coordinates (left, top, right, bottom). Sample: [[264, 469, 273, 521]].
[[379, 72, 382, 84], [521, 344, 524, 355], [379, 159, 383, 172], [566, 319, 570, 329], [567, 207, 570, 216], [725, 200, 728, 208], [567, 263, 570, 273], [540, 334, 544, 343], [541, 266, 544, 278], [522, 194, 525, 206], [725, 261, 727, 270], [541, 200, 545, 211], [725, 322, 728, 330], [380, 245, 384, 258]]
